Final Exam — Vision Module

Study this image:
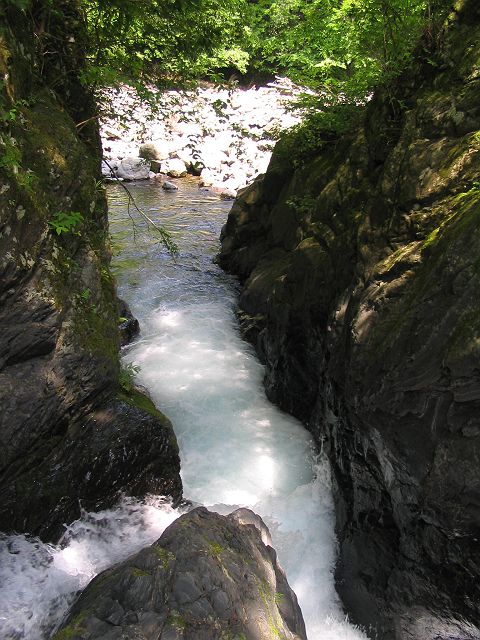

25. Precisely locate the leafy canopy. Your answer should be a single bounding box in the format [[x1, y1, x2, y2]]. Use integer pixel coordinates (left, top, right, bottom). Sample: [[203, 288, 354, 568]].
[[4, 0, 453, 107], [81, 0, 248, 91]]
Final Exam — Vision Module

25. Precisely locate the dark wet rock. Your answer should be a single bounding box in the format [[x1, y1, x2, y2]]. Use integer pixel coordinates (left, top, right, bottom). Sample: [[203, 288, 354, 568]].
[[0, 2, 182, 540], [219, 3, 480, 638], [0, 389, 182, 540], [118, 298, 140, 347], [56, 507, 307, 640]]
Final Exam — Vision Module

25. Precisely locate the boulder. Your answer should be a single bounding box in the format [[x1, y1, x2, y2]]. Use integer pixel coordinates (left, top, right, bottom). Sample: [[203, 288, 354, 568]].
[[199, 168, 217, 187], [101, 160, 112, 177], [218, 4, 480, 637], [199, 140, 229, 171], [115, 157, 150, 180], [56, 508, 307, 640], [164, 157, 188, 178], [1, 389, 182, 540], [176, 146, 197, 170], [139, 142, 169, 162]]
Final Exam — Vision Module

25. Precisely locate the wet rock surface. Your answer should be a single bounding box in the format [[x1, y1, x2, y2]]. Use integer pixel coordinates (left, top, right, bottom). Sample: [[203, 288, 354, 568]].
[[219, 3, 480, 638], [56, 507, 307, 640], [0, 390, 182, 540], [118, 298, 140, 347], [0, 3, 182, 540]]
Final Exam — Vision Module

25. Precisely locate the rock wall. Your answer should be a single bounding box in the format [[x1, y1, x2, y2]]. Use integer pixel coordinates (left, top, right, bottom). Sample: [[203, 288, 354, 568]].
[[0, 2, 181, 540], [219, 2, 480, 638], [56, 507, 307, 640]]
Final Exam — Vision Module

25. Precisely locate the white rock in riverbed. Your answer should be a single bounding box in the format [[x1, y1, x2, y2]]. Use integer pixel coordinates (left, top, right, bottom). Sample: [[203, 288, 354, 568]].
[[115, 157, 150, 180], [163, 157, 188, 178]]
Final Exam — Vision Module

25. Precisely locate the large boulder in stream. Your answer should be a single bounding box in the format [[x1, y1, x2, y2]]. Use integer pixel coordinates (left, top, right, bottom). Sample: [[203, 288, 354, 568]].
[[115, 157, 151, 180], [0, 2, 182, 540], [56, 507, 307, 640], [218, 2, 480, 638]]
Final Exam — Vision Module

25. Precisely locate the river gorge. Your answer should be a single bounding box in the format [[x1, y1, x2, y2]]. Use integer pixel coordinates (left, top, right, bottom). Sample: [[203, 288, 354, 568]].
[[1, 181, 365, 640], [1, 1, 480, 638]]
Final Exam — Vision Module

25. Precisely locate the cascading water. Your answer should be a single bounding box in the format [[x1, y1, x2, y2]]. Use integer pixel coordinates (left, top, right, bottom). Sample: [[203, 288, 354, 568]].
[[0, 180, 366, 640], [111, 180, 365, 640]]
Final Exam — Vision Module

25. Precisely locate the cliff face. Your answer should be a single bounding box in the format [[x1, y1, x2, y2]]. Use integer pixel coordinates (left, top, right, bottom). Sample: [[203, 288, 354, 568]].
[[0, 2, 181, 540], [219, 3, 480, 637]]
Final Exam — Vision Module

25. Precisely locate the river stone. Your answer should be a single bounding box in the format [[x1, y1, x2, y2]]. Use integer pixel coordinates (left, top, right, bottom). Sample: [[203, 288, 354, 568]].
[[199, 168, 216, 187], [116, 157, 150, 180], [199, 140, 229, 171], [176, 147, 196, 169], [218, 2, 480, 637], [220, 188, 236, 200], [56, 507, 307, 640], [101, 160, 112, 177], [164, 157, 188, 178], [162, 180, 178, 191], [100, 78, 304, 192], [139, 142, 168, 162]]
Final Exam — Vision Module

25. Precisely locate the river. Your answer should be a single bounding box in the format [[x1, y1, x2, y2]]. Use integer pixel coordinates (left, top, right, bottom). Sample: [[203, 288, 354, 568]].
[[0, 180, 365, 640]]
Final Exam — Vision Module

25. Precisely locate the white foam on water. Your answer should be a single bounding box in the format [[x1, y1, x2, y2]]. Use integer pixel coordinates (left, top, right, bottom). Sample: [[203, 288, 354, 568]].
[[125, 298, 366, 640], [255, 467, 365, 640], [0, 497, 180, 640], [0, 184, 367, 639]]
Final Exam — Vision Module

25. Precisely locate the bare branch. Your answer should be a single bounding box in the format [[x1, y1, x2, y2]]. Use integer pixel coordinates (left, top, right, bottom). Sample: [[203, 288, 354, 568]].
[[102, 159, 178, 256]]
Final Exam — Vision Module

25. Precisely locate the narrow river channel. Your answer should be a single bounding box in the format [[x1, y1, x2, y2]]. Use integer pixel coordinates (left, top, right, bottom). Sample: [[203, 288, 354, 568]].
[[0, 180, 365, 640], [109, 180, 365, 640]]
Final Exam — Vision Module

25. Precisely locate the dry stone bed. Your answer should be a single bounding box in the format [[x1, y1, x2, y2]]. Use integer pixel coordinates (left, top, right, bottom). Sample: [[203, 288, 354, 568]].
[[100, 78, 305, 196]]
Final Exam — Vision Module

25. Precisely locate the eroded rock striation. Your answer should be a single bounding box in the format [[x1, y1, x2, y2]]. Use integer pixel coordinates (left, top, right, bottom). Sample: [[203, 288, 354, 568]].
[[0, 2, 181, 540], [56, 507, 307, 640], [219, 3, 480, 638]]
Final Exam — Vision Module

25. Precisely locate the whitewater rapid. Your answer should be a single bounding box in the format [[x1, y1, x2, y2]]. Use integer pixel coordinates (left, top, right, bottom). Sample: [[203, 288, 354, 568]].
[[0, 181, 365, 640]]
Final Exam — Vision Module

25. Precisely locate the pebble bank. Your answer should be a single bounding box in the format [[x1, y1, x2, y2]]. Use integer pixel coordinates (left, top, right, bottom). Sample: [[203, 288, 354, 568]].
[[100, 78, 304, 196]]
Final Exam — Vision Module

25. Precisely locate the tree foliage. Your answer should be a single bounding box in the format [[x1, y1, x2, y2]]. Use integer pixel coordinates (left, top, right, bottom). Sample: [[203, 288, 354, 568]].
[[77, 0, 454, 118], [244, 0, 452, 94], [81, 0, 248, 90], [3, 0, 454, 122]]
